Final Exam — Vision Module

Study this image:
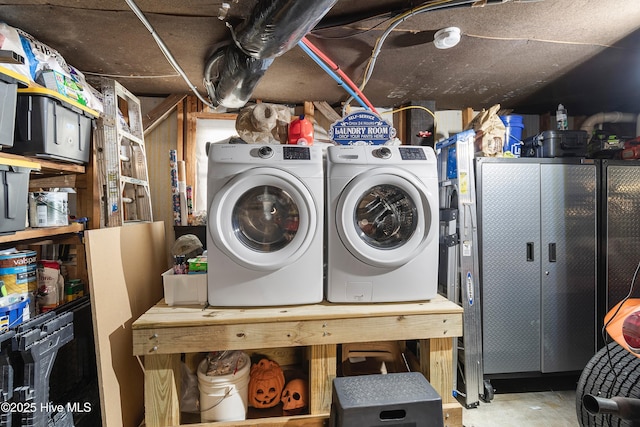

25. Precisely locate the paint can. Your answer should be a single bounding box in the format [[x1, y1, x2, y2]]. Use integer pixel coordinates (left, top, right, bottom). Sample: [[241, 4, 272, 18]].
[[28, 192, 69, 227], [0, 249, 37, 296]]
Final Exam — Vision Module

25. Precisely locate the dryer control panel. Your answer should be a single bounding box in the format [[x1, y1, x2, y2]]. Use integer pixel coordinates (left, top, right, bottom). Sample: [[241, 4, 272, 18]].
[[399, 146, 428, 160], [283, 146, 311, 160]]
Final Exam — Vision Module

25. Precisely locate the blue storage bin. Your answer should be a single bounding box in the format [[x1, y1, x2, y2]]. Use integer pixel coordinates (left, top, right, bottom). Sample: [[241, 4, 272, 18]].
[[0, 296, 30, 331]]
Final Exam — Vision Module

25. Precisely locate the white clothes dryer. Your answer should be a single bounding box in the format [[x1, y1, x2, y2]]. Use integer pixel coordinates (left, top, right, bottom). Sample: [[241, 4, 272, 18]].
[[207, 144, 324, 306], [326, 145, 439, 303]]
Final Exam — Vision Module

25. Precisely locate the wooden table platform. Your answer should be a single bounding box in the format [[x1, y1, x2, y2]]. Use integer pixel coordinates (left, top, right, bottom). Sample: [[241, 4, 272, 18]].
[[132, 294, 464, 427]]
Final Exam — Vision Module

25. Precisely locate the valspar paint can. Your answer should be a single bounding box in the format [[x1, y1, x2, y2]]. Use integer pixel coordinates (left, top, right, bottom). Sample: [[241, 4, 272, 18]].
[[0, 249, 37, 296], [29, 192, 68, 227]]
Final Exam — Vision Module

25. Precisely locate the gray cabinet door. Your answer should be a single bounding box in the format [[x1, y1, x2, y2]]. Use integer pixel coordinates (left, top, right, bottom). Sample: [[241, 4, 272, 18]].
[[479, 161, 541, 374], [540, 163, 596, 373], [603, 162, 640, 310]]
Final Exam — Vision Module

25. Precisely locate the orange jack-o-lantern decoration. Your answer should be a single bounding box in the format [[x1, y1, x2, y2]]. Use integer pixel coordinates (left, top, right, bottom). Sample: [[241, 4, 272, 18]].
[[282, 378, 308, 415], [248, 358, 285, 408]]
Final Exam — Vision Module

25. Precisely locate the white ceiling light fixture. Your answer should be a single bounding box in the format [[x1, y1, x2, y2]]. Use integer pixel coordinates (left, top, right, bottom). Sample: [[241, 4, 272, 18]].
[[433, 27, 462, 49]]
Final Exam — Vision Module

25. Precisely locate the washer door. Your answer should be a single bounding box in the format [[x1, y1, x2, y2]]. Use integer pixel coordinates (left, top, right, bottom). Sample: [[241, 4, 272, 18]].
[[336, 167, 437, 268], [209, 167, 318, 271]]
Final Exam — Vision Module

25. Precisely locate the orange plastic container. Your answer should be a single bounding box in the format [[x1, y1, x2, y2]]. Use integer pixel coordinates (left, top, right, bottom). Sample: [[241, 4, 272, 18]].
[[288, 115, 314, 145]]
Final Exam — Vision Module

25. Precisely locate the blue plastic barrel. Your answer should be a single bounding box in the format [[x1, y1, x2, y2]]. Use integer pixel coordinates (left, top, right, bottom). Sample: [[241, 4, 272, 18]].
[[500, 115, 524, 157]]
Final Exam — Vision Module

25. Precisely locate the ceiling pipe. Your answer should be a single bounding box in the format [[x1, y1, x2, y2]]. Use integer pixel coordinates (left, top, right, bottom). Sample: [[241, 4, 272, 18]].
[[580, 111, 639, 138], [230, 0, 338, 60], [205, 0, 338, 109], [204, 45, 273, 110], [299, 37, 378, 115]]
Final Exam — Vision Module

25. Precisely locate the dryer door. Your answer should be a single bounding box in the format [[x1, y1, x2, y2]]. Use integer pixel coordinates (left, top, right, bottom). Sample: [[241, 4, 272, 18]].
[[336, 167, 437, 268], [209, 167, 318, 271]]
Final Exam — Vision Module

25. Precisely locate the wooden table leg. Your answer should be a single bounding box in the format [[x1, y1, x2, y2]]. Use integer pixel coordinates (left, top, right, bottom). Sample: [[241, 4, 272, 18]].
[[144, 353, 181, 427], [309, 344, 336, 415], [418, 338, 455, 404]]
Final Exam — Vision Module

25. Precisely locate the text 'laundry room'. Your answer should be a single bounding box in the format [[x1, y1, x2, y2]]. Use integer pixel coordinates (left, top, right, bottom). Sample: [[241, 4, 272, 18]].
[[0, 2, 639, 427]]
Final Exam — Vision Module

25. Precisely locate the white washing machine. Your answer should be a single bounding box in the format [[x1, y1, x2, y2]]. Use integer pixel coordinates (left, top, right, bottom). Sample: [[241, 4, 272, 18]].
[[326, 144, 439, 303], [207, 143, 324, 306]]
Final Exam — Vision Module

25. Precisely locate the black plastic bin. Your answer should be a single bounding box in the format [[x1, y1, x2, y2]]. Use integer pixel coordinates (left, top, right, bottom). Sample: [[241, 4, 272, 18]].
[[9, 88, 97, 164], [522, 130, 589, 158]]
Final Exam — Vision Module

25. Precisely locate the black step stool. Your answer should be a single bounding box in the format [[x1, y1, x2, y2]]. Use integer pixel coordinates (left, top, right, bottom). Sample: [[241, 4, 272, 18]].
[[329, 372, 444, 427]]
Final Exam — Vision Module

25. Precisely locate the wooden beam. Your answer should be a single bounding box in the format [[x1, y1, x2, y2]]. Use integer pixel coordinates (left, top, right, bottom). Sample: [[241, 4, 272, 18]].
[[77, 135, 101, 229], [312, 101, 341, 132], [309, 344, 336, 415], [29, 174, 77, 190], [190, 112, 238, 121], [418, 338, 455, 404], [185, 96, 199, 202], [462, 107, 475, 129], [304, 101, 315, 120], [143, 94, 187, 135], [144, 354, 181, 427], [394, 109, 407, 145], [176, 99, 185, 160]]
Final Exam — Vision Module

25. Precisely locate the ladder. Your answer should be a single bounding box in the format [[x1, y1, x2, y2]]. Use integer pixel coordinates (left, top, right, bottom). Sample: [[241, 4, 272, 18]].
[[435, 129, 490, 408], [94, 78, 153, 227]]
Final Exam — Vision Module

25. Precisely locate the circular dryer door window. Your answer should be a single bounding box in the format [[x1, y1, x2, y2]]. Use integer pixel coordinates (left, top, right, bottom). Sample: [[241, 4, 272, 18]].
[[354, 184, 418, 250], [336, 167, 437, 268], [210, 167, 318, 271]]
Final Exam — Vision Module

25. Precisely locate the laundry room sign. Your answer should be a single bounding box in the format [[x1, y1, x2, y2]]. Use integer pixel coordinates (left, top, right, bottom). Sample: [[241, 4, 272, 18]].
[[330, 111, 396, 145]]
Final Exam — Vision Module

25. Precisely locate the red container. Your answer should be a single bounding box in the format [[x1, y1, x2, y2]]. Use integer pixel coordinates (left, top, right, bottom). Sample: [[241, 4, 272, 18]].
[[288, 115, 314, 145], [622, 146, 640, 160]]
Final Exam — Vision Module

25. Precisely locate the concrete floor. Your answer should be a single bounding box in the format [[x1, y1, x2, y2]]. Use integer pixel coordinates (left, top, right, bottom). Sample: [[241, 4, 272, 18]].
[[463, 390, 579, 427], [460, 375, 580, 427]]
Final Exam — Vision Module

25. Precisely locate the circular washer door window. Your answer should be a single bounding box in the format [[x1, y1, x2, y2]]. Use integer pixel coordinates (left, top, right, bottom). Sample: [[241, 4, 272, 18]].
[[232, 185, 300, 252], [210, 167, 317, 271]]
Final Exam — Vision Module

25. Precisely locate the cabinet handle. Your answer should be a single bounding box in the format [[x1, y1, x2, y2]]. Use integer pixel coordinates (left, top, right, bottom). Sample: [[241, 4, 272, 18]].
[[549, 243, 556, 262], [527, 242, 534, 261]]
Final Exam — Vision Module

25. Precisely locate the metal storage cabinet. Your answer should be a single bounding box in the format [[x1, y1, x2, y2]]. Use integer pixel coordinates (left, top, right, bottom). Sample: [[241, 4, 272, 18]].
[[601, 160, 640, 314], [476, 157, 597, 376]]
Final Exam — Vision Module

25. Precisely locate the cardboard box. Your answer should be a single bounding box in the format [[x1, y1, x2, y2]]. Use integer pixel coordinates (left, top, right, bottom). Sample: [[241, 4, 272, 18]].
[[340, 341, 409, 376], [38, 70, 88, 106], [162, 269, 207, 306]]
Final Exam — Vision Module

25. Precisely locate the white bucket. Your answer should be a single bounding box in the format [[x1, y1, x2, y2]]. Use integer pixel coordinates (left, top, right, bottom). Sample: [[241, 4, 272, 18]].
[[197, 352, 250, 422]]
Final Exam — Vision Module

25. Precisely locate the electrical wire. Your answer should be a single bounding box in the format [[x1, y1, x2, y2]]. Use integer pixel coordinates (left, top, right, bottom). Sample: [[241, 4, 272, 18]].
[[311, 11, 399, 40], [389, 104, 438, 142], [342, 0, 476, 114], [124, 0, 215, 109], [297, 40, 372, 112], [301, 37, 378, 114], [465, 33, 623, 49], [360, 0, 476, 89], [81, 70, 179, 79]]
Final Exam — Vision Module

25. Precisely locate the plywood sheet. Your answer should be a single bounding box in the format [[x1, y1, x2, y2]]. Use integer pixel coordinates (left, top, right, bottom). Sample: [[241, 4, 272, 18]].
[[85, 221, 167, 427]]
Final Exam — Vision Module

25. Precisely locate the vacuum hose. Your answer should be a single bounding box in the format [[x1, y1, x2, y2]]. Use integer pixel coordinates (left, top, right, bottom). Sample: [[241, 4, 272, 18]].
[[205, 0, 338, 109], [583, 394, 640, 420]]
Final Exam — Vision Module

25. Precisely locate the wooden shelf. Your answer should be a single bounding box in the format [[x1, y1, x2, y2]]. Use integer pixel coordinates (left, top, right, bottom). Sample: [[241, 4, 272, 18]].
[[1, 151, 88, 246], [0, 223, 84, 246], [0, 151, 85, 175], [133, 295, 464, 427]]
